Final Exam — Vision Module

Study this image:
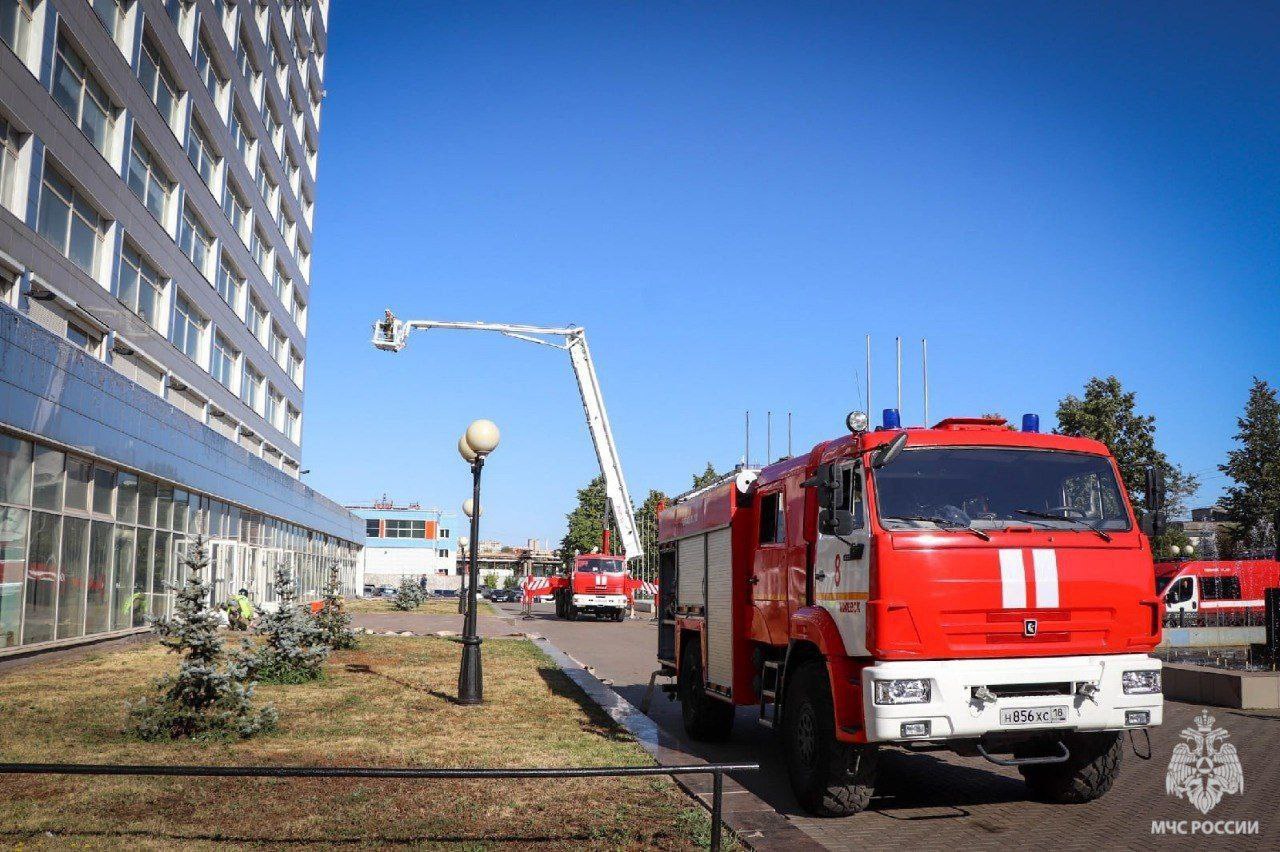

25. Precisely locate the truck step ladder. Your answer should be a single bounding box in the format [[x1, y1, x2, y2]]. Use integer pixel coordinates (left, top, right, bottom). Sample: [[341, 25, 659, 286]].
[[758, 660, 782, 729]]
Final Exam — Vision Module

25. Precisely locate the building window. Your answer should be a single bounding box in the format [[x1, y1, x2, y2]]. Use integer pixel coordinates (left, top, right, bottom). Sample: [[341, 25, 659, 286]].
[[297, 244, 311, 280], [214, 254, 242, 309], [261, 99, 282, 156], [229, 107, 253, 163], [285, 404, 300, 442], [240, 361, 263, 411], [185, 120, 219, 188], [246, 295, 265, 340], [178, 206, 213, 277], [36, 165, 106, 277], [193, 33, 225, 103], [0, 113, 20, 211], [0, 0, 33, 59], [291, 294, 306, 332], [66, 322, 96, 353], [235, 27, 259, 84], [438, 528, 450, 539], [171, 292, 205, 362], [250, 224, 270, 273], [138, 38, 180, 129], [272, 265, 290, 304], [221, 181, 249, 240], [115, 243, 165, 330], [265, 387, 281, 427], [92, 0, 126, 40], [287, 349, 302, 386], [365, 518, 379, 538], [52, 35, 116, 157], [125, 135, 172, 223], [270, 326, 285, 364], [437, 549, 449, 558], [384, 520, 426, 539], [210, 333, 237, 389]]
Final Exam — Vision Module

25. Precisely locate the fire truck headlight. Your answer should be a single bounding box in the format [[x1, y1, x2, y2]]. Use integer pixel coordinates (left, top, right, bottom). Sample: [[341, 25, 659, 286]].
[[874, 678, 931, 705], [1122, 670, 1162, 695]]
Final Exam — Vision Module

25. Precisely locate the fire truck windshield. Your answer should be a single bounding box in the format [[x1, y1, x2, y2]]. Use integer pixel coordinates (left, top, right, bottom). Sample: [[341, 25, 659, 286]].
[[874, 447, 1132, 533], [578, 557, 625, 574]]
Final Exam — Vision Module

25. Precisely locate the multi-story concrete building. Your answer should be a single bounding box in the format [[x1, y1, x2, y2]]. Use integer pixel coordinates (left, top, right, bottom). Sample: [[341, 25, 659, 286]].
[[0, 0, 360, 653], [349, 500, 459, 592]]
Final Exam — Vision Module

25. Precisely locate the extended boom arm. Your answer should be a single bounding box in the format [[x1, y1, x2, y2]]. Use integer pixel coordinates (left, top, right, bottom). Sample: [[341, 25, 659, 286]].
[[372, 312, 643, 562]]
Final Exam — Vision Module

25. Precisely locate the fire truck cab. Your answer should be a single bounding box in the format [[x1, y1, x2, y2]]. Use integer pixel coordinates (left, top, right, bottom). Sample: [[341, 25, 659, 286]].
[[656, 413, 1163, 816], [552, 555, 630, 621]]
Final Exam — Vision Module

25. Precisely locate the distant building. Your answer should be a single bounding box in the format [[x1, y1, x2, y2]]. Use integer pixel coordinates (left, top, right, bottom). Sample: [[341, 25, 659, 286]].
[[348, 498, 458, 592], [459, 538, 561, 587], [1173, 505, 1231, 556]]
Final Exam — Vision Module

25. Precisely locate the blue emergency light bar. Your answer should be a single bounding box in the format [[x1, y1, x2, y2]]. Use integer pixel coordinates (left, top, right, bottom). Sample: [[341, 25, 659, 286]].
[[1022, 413, 1040, 433], [882, 408, 901, 429]]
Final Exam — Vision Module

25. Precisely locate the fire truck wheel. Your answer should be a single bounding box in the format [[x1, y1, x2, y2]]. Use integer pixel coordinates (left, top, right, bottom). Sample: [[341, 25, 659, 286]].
[[567, 604, 578, 621], [679, 639, 734, 741], [1019, 731, 1123, 804], [783, 660, 877, 817]]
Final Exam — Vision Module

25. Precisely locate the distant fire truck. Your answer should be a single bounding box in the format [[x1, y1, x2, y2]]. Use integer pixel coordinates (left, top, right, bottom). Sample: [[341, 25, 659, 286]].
[[1156, 559, 1280, 623], [655, 411, 1164, 816]]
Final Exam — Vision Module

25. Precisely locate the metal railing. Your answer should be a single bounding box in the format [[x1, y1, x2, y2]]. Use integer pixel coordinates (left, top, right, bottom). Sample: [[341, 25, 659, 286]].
[[0, 760, 758, 851]]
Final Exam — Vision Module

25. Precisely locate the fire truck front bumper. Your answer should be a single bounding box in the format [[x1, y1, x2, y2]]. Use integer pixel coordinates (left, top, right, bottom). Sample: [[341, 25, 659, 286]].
[[572, 594, 627, 609], [860, 653, 1163, 743]]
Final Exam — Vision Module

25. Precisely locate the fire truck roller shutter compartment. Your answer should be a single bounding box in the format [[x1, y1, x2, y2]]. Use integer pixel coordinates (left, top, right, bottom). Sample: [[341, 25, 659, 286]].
[[678, 535, 706, 609], [705, 527, 734, 692]]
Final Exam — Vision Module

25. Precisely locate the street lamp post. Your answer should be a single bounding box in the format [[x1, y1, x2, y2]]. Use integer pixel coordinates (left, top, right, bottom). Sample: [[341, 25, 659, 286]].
[[456, 536, 469, 614], [458, 420, 499, 705]]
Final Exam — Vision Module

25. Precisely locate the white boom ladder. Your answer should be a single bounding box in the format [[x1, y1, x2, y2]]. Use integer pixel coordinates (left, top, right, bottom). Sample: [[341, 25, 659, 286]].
[[371, 313, 643, 562]]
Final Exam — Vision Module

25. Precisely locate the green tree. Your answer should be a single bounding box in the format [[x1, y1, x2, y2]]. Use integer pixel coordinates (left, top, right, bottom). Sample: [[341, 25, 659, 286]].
[[482, 573, 498, 589], [560, 475, 613, 563], [314, 562, 357, 650], [1056, 376, 1199, 518], [691, 462, 721, 490], [129, 538, 276, 739], [255, 564, 330, 683], [1218, 378, 1280, 555]]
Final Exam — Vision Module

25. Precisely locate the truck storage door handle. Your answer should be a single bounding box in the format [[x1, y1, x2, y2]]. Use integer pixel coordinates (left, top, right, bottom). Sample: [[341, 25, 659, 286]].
[[814, 571, 826, 581], [747, 575, 759, 585]]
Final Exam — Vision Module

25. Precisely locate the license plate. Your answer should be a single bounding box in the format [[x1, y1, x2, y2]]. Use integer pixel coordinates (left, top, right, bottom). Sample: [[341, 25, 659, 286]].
[[1000, 706, 1068, 726]]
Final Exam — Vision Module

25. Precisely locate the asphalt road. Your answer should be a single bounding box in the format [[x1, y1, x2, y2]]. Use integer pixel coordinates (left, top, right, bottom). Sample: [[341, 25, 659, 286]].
[[497, 601, 1280, 851]]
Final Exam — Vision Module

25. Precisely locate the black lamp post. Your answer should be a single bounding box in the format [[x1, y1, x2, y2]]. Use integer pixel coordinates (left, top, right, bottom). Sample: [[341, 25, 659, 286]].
[[457, 536, 469, 614], [457, 420, 499, 705]]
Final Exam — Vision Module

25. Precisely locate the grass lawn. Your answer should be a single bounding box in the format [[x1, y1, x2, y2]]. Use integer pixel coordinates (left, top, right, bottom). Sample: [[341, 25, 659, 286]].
[[0, 635, 726, 850], [345, 596, 503, 617]]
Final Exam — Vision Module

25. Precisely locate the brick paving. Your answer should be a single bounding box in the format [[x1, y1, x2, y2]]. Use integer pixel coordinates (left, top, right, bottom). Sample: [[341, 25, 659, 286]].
[[495, 602, 1280, 851]]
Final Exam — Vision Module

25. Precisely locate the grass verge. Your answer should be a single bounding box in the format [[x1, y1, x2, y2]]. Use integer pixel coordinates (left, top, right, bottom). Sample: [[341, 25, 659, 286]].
[[0, 635, 728, 849], [345, 596, 504, 617]]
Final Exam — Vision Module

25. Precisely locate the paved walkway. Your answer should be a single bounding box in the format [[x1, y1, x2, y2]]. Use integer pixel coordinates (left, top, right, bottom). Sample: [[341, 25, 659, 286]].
[[494, 601, 1280, 851], [350, 606, 525, 639]]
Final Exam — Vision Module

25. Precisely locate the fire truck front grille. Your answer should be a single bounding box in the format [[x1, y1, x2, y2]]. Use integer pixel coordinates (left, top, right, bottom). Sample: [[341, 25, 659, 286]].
[[979, 682, 1073, 699]]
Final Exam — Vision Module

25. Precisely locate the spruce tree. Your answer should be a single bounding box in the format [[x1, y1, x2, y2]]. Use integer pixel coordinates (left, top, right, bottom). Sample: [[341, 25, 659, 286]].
[[314, 561, 357, 650], [255, 563, 330, 683], [392, 575, 424, 610], [1219, 378, 1280, 555], [129, 538, 276, 739]]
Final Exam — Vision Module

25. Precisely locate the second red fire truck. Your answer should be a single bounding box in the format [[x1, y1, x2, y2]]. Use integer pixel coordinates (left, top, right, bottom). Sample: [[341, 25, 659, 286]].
[[656, 411, 1164, 816]]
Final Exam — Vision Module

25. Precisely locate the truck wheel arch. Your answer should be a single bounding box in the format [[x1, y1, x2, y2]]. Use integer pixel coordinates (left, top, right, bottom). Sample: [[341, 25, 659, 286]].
[[783, 608, 867, 741]]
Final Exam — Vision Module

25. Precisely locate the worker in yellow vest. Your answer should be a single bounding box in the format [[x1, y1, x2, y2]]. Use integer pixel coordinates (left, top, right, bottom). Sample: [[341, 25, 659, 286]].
[[227, 588, 254, 631]]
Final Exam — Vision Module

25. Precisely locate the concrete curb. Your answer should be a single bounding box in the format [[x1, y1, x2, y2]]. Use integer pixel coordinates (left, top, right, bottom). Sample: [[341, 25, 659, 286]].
[[532, 635, 823, 852]]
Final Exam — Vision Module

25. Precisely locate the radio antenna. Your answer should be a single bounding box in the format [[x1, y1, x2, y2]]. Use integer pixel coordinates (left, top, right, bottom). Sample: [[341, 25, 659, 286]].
[[922, 337, 930, 426], [865, 334, 872, 419], [896, 336, 903, 420]]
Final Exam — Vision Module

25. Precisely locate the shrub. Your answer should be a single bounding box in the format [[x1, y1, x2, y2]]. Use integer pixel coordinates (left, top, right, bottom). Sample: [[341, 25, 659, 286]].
[[128, 538, 276, 740], [392, 576, 425, 610], [315, 562, 357, 650], [255, 564, 330, 683]]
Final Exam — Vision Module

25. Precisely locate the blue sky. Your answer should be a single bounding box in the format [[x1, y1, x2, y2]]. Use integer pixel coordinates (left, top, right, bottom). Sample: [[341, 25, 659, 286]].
[[301, 2, 1279, 544]]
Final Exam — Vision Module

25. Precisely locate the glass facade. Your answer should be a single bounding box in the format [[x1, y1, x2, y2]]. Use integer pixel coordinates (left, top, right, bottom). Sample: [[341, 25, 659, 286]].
[[0, 429, 359, 651]]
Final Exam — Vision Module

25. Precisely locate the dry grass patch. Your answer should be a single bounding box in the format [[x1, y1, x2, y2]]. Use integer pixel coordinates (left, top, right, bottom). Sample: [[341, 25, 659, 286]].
[[345, 596, 501, 617], [0, 635, 726, 849]]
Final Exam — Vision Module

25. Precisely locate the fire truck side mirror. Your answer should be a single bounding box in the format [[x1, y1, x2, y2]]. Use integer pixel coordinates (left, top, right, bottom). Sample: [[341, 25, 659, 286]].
[[871, 432, 909, 469]]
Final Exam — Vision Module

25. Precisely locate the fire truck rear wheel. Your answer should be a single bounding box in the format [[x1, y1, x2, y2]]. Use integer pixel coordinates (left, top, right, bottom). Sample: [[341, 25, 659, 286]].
[[1018, 731, 1123, 804], [783, 660, 877, 817], [679, 639, 734, 741]]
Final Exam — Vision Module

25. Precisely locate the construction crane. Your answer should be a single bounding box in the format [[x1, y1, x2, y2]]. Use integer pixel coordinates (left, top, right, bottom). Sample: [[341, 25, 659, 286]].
[[371, 312, 643, 562]]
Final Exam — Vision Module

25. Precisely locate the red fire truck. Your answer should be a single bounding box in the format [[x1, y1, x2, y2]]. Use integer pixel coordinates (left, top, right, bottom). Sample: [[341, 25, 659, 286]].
[[547, 554, 632, 621], [1156, 559, 1280, 623], [655, 412, 1164, 816]]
